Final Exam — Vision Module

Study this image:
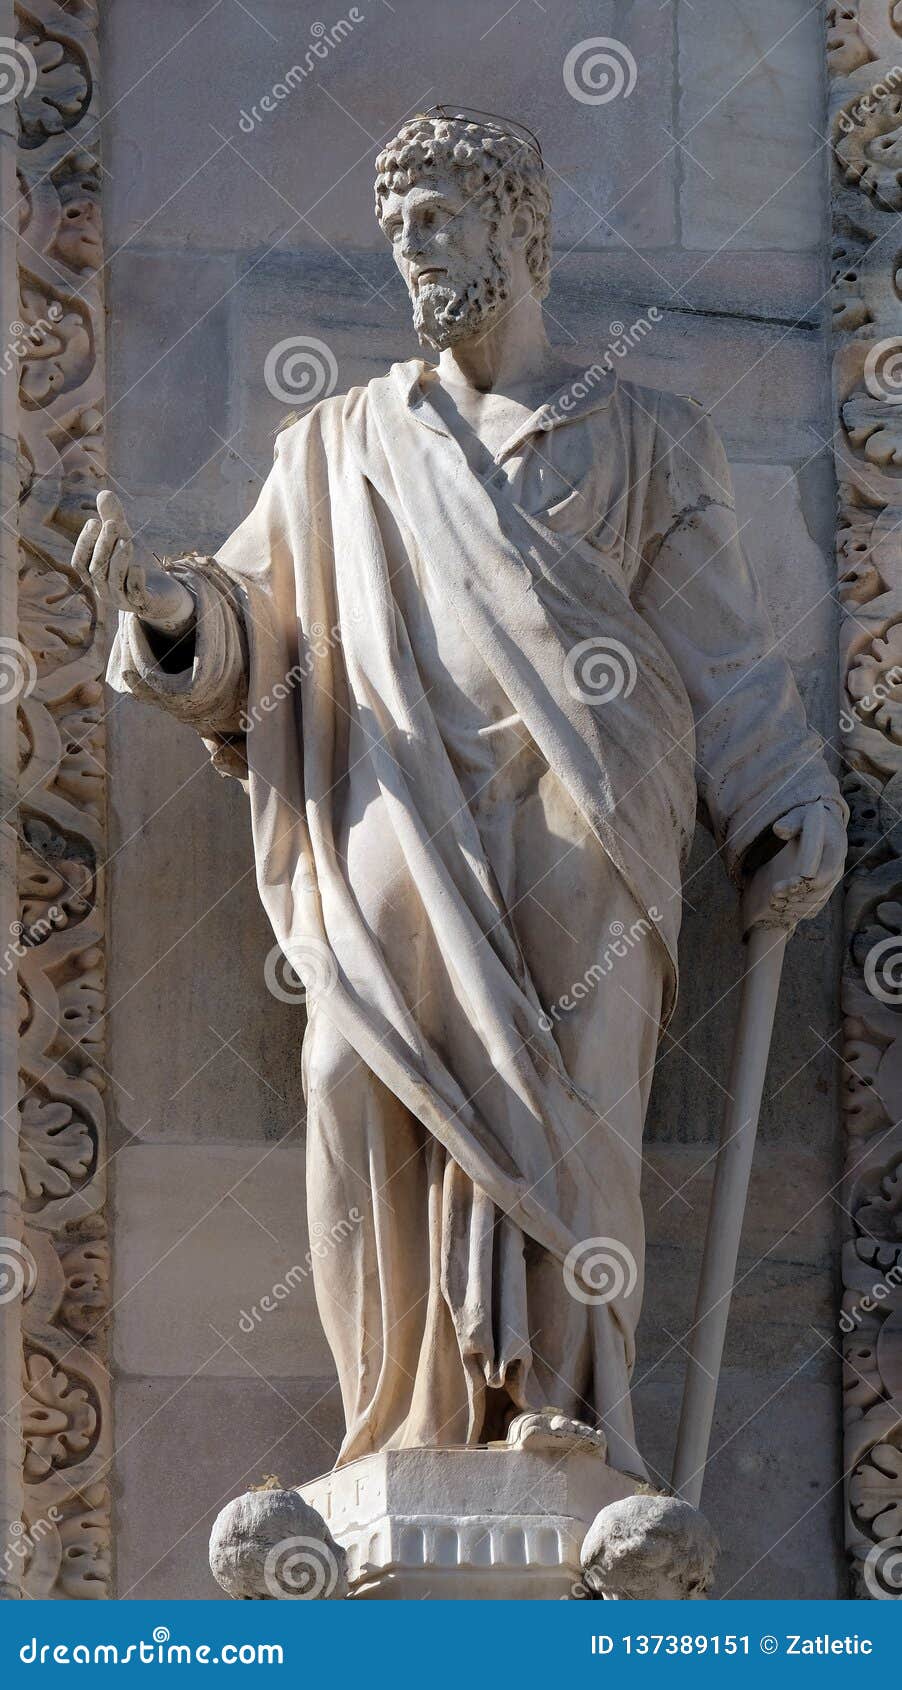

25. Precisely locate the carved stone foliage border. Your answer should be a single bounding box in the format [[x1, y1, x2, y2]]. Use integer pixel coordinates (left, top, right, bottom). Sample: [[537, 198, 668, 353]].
[[8, 0, 902, 1608], [828, 0, 902, 1600], [15, 0, 110, 1598]]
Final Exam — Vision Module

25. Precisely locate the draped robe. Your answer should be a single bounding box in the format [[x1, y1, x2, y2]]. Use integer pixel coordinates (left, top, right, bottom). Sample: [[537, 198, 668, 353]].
[[109, 360, 844, 1476]]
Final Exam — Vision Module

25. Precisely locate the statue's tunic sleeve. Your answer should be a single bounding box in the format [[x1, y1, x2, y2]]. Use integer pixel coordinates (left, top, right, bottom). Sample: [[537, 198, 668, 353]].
[[106, 554, 250, 778], [632, 393, 846, 881]]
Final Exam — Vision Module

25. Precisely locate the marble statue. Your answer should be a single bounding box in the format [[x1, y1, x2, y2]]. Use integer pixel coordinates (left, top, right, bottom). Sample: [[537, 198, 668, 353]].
[[73, 112, 846, 1490]]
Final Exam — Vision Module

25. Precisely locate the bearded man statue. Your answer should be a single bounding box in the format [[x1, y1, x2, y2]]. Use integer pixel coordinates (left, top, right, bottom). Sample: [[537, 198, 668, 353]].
[[74, 112, 845, 1481]]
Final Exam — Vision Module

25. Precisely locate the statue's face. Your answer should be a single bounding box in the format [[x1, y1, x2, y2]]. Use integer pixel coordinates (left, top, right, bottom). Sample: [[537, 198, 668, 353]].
[[379, 167, 523, 350]]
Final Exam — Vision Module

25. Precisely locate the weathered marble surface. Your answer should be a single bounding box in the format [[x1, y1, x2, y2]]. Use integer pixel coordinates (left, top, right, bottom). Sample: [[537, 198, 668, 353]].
[[581, 1494, 719, 1601], [210, 1488, 347, 1601]]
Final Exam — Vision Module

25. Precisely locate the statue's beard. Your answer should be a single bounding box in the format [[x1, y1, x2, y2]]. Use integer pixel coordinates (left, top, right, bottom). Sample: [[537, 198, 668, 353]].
[[410, 251, 511, 350]]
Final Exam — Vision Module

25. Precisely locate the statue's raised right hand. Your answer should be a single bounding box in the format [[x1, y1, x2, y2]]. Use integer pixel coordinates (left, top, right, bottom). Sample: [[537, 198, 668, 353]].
[[72, 490, 196, 634]]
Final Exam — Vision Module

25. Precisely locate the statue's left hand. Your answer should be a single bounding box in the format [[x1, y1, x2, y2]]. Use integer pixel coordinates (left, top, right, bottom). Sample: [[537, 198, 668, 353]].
[[746, 799, 846, 928]]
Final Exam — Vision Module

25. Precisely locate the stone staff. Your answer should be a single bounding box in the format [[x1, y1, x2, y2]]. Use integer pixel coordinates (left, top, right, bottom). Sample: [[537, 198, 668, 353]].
[[672, 828, 818, 1509]]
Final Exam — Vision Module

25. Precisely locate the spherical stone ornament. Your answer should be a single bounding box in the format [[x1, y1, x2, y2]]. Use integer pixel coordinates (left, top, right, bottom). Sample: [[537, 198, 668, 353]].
[[209, 1488, 348, 1600], [580, 1493, 718, 1600]]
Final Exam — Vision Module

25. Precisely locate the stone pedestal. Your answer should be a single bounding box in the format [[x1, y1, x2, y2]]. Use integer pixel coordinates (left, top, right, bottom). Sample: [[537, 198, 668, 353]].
[[300, 1447, 640, 1600]]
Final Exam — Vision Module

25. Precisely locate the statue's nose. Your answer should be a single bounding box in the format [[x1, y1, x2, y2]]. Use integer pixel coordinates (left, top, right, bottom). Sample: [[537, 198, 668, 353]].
[[403, 222, 433, 261]]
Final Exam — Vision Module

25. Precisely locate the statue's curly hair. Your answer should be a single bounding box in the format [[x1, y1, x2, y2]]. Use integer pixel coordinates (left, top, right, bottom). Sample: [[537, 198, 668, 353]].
[[374, 114, 551, 299]]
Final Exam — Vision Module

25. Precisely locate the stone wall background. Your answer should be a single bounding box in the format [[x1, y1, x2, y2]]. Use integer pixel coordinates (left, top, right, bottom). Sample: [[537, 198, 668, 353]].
[[102, 0, 843, 1598]]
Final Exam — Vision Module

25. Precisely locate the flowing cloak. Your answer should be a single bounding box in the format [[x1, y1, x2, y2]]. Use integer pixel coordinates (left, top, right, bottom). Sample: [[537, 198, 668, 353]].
[[109, 361, 845, 1470]]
